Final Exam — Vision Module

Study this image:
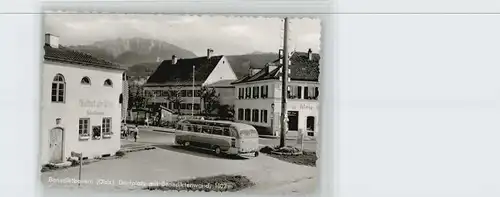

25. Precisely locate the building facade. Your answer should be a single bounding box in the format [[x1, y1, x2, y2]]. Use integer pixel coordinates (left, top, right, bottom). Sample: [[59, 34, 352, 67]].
[[41, 34, 125, 165], [144, 49, 237, 115], [232, 49, 320, 136]]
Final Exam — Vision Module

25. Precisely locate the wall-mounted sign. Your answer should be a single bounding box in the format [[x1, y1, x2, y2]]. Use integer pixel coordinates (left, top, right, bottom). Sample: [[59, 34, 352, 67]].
[[299, 104, 314, 110], [289, 103, 315, 111], [79, 99, 113, 109], [87, 110, 105, 116]]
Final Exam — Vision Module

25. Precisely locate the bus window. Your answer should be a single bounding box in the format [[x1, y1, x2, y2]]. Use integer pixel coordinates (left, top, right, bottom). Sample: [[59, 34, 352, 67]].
[[202, 126, 212, 134], [193, 125, 201, 132], [223, 128, 231, 136], [239, 129, 258, 138], [230, 128, 238, 138], [213, 127, 223, 135]]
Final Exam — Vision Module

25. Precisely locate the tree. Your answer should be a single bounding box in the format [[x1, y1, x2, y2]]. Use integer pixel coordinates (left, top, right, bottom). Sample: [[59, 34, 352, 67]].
[[127, 83, 150, 123], [128, 83, 149, 110], [200, 86, 220, 115], [218, 105, 234, 120], [165, 81, 185, 115]]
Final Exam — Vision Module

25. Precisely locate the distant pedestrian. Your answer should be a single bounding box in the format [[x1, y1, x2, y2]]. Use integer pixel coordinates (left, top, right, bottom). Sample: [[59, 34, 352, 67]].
[[121, 121, 128, 138], [133, 124, 139, 142]]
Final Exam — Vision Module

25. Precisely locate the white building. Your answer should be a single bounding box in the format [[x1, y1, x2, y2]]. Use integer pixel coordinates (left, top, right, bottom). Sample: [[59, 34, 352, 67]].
[[41, 33, 126, 165], [232, 49, 320, 136], [144, 49, 237, 115]]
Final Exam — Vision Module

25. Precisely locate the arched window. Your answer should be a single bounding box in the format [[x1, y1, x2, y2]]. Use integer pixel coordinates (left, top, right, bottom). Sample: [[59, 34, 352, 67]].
[[51, 74, 65, 103], [104, 79, 113, 87], [81, 76, 91, 85]]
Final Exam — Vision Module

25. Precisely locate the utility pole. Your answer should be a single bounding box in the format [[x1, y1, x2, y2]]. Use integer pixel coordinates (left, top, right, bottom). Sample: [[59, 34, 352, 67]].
[[192, 65, 195, 117], [280, 17, 289, 148]]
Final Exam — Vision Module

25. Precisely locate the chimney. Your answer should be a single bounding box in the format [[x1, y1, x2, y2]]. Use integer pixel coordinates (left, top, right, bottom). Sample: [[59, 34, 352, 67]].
[[207, 48, 214, 59], [45, 33, 59, 48], [171, 55, 178, 64], [307, 48, 313, 61]]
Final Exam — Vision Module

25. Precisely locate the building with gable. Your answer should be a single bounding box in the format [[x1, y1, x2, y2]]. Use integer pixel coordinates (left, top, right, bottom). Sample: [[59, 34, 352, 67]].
[[143, 49, 237, 115], [231, 49, 320, 136], [41, 33, 126, 165]]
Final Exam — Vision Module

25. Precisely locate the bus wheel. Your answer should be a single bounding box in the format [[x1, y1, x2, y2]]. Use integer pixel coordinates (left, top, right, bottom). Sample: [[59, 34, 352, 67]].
[[254, 152, 259, 157], [214, 146, 221, 155], [184, 141, 190, 147]]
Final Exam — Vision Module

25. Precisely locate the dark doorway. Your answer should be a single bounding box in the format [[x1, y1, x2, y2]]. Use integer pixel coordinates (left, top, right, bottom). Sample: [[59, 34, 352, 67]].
[[287, 111, 299, 131], [306, 116, 315, 131]]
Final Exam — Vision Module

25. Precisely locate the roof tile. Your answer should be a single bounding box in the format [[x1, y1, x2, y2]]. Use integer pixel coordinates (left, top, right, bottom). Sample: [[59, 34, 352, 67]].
[[43, 44, 124, 70]]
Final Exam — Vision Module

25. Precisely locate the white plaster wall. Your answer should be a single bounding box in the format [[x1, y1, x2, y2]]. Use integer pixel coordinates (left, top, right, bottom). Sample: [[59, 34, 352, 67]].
[[41, 62, 123, 164], [233, 80, 320, 134], [203, 56, 237, 86]]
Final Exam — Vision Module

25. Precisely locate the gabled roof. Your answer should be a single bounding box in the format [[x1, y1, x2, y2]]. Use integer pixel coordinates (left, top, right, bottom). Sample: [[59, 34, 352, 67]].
[[145, 56, 223, 86], [231, 51, 320, 84], [205, 79, 235, 88], [43, 44, 124, 70]]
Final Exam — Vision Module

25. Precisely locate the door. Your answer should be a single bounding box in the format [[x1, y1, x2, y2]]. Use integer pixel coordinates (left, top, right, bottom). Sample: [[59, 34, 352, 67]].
[[49, 127, 63, 163], [288, 111, 299, 131], [306, 116, 315, 136]]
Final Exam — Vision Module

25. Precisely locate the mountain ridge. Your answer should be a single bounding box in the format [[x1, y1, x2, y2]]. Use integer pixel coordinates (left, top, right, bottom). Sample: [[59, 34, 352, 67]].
[[68, 38, 280, 80], [69, 37, 197, 67]]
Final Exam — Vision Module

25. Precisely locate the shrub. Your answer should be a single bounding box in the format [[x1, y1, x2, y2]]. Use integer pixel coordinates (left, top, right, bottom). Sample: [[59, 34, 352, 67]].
[[259, 146, 275, 154], [273, 146, 301, 154], [41, 164, 58, 172]]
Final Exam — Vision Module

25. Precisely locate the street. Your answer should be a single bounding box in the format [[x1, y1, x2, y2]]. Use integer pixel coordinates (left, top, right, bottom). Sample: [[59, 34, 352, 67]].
[[131, 127, 318, 152], [42, 127, 319, 195]]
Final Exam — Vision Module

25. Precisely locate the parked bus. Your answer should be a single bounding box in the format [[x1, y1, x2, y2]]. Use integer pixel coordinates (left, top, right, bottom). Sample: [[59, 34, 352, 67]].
[[174, 119, 260, 157]]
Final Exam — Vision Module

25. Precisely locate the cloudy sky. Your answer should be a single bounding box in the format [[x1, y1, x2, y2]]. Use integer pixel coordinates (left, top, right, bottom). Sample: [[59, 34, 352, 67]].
[[44, 14, 321, 56]]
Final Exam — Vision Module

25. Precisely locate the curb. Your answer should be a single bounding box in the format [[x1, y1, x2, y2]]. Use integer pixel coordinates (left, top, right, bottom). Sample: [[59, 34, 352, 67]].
[[152, 129, 176, 133], [259, 135, 316, 141], [120, 145, 156, 153]]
